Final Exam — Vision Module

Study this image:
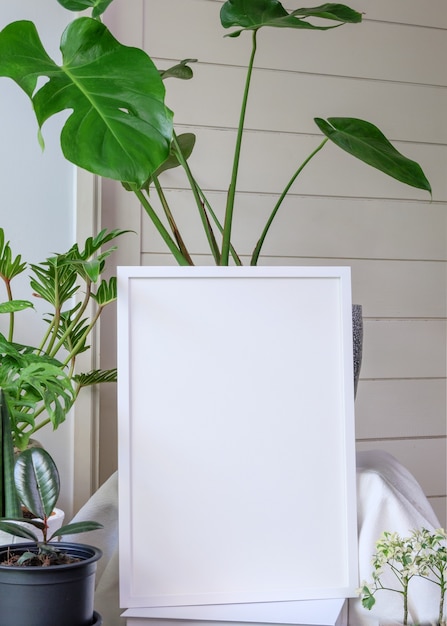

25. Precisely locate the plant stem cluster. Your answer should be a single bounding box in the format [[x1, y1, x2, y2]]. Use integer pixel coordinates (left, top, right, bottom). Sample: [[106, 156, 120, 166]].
[[360, 528, 447, 625]]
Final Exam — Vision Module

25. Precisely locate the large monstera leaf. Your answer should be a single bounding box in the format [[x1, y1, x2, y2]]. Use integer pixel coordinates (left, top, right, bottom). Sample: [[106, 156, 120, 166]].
[[0, 18, 173, 188], [220, 0, 362, 36]]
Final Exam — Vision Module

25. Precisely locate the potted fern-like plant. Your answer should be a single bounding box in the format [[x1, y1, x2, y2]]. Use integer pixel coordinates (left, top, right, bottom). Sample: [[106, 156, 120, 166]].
[[0, 227, 126, 452]]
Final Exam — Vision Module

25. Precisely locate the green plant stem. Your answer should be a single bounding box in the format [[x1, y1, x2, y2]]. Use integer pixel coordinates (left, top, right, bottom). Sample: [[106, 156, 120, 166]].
[[171, 132, 221, 264], [48, 281, 92, 360], [3, 278, 15, 342], [250, 137, 329, 265], [134, 189, 190, 265], [62, 304, 103, 369], [40, 260, 68, 355], [221, 28, 258, 265], [196, 188, 243, 265], [153, 176, 194, 265], [440, 584, 445, 626]]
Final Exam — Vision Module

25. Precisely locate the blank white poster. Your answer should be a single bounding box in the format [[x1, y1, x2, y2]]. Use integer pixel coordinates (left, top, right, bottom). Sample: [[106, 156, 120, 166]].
[[118, 266, 358, 609]]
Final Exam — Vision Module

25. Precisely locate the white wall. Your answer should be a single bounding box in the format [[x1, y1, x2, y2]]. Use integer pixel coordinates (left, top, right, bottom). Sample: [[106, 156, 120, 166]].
[[0, 2, 76, 518], [101, 0, 447, 524]]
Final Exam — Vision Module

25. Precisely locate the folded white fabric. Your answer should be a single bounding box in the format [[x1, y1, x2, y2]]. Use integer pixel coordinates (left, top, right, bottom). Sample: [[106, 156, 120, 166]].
[[66, 449, 441, 626]]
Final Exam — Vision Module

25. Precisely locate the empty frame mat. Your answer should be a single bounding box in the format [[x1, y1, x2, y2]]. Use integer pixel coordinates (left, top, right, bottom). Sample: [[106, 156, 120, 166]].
[[118, 266, 358, 609]]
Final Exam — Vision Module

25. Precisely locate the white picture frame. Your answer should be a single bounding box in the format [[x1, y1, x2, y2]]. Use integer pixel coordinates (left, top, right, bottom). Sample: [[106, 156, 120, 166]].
[[118, 266, 358, 610]]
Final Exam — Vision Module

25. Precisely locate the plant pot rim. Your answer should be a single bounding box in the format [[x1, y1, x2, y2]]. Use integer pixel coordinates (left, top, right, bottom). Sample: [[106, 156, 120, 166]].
[[0, 541, 102, 572], [92, 611, 102, 625]]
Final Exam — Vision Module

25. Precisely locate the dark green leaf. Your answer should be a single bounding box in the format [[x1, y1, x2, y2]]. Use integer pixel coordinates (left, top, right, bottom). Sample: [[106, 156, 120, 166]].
[[74, 368, 117, 387], [52, 520, 103, 539], [220, 0, 361, 36], [143, 133, 196, 191], [57, 0, 114, 19], [291, 4, 362, 23], [0, 19, 173, 186], [0, 300, 33, 314], [0, 521, 38, 541], [314, 117, 432, 193], [92, 277, 117, 307], [160, 59, 197, 81], [30, 256, 78, 307], [0, 229, 26, 281], [361, 591, 376, 610], [14, 448, 60, 520]]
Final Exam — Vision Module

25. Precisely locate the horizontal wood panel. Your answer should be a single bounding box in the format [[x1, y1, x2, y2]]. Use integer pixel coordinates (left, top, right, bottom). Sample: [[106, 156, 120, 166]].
[[145, 1, 446, 85], [355, 379, 447, 439], [259, 260, 447, 318], [162, 63, 447, 145], [356, 439, 446, 497], [141, 248, 447, 320], [428, 497, 446, 528], [349, 260, 447, 318], [141, 191, 446, 261], [349, 0, 447, 27], [361, 320, 446, 379]]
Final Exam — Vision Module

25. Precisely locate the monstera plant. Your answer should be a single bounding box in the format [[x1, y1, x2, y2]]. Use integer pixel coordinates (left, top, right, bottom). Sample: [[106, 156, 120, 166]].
[[0, 0, 431, 268]]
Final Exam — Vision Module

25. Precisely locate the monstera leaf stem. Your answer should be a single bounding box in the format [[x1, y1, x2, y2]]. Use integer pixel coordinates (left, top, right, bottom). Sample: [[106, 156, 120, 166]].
[[152, 177, 194, 265], [171, 132, 222, 265], [251, 137, 329, 265], [196, 187, 243, 266], [221, 28, 258, 265], [134, 189, 191, 265]]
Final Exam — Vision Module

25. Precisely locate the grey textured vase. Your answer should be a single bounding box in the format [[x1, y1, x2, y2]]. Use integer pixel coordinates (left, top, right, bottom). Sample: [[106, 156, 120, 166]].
[[352, 304, 363, 398]]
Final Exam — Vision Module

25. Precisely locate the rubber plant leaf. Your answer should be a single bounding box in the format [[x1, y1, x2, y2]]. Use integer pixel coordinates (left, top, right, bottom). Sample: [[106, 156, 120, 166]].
[[0, 19, 173, 187], [314, 117, 432, 193], [0, 520, 39, 541], [14, 448, 60, 520], [56, 0, 114, 19], [220, 0, 362, 36], [52, 520, 103, 539]]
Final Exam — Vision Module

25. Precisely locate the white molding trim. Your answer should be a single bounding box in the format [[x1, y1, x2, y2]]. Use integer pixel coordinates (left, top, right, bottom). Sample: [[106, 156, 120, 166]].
[[73, 167, 101, 512]]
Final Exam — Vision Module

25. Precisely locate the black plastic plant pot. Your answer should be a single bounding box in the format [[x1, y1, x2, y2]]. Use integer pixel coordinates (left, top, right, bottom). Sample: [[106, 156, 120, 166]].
[[0, 542, 102, 626]]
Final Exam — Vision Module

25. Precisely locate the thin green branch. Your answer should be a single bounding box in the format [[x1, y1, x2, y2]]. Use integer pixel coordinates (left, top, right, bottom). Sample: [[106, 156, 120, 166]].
[[196, 187, 242, 265], [153, 176, 194, 265], [221, 28, 258, 265], [135, 188, 191, 266], [171, 132, 221, 264], [4, 278, 14, 342], [250, 137, 329, 265], [48, 281, 92, 360]]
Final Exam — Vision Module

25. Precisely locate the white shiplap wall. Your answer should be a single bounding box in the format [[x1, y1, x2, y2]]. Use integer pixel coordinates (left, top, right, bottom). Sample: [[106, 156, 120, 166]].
[[102, 0, 447, 524]]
